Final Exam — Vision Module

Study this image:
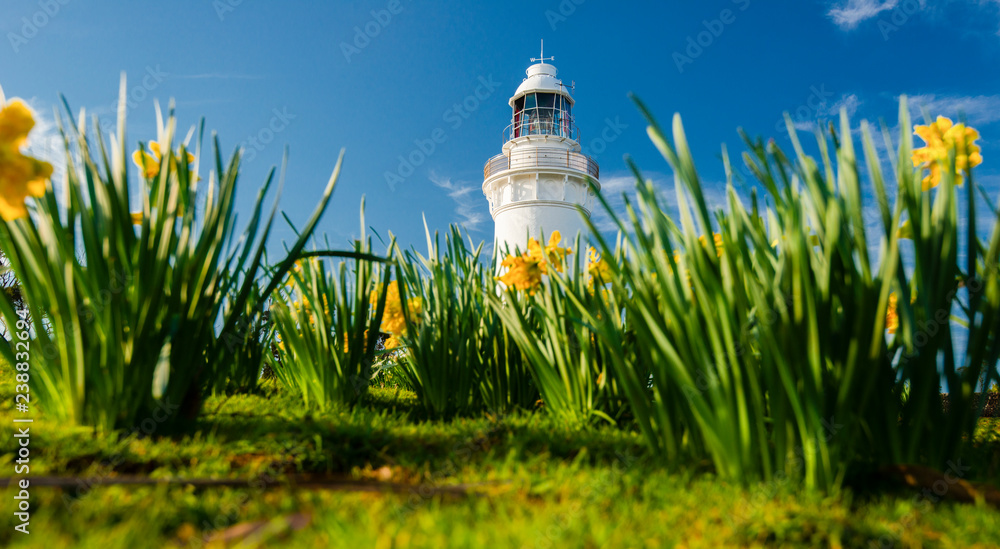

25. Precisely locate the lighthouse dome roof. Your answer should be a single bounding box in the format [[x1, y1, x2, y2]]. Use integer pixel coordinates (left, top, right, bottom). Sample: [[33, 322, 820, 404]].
[[510, 62, 574, 107]]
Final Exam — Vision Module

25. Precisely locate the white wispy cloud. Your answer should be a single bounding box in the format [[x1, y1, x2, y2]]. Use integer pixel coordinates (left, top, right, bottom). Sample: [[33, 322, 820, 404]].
[[429, 172, 488, 232], [591, 174, 641, 233], [826, 0, 1000, 34], [905, 93, 1000, 127], [827, 0, 900, 29], [591, 172, 732, 234], [827, 93, 863, 118], [777, 91, 1000, 163], [596, 174, 636, 197]]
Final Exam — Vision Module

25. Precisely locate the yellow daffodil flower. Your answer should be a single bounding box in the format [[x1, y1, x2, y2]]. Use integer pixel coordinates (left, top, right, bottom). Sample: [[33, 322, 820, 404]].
[[384, 335, 402, 350], [0, 100, 35, 147], [0, 99, 52, 221], [372, 282, 422, 335], [673, 233, 727, 262], [586, 247, 613, 290], [527, 231, 572, 274], [698, 232, 725, 257], [912, 116, 982, 190], [131, 140, 196, 180], [496, 253, 544, 295], [284, 259, 306, 288]]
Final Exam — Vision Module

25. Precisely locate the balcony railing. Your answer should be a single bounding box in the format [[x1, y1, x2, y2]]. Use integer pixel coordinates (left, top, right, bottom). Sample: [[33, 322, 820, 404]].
[[483, 148, 599, 180]]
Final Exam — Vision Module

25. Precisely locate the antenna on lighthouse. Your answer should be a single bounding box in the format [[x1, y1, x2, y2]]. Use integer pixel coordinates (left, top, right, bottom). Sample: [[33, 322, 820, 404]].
[[531, 39, 555, 64]]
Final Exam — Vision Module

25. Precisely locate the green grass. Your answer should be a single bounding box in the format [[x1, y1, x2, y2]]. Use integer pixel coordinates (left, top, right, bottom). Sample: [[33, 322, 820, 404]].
[[2, 365, 1000, 549]]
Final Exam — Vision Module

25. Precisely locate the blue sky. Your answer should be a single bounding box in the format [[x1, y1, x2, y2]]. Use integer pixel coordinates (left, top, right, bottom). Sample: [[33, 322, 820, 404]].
[[2, 0, 1000, 257]]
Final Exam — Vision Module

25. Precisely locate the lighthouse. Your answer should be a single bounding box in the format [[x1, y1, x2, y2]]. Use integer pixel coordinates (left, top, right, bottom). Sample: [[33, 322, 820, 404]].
[[482, 44, 600, 263]]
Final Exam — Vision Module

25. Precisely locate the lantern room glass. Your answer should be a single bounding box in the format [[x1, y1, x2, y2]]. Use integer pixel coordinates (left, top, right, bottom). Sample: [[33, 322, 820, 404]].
[[512, 92, 573, 139]]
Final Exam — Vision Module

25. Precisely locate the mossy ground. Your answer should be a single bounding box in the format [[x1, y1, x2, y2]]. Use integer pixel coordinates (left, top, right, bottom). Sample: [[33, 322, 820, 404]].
[[1, 366, 999, 548]]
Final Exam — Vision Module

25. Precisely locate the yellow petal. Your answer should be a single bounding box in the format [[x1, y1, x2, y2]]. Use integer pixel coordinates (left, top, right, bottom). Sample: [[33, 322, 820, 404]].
[[548, 230, 562, 248], [527, 237, 542, 257], [497, 254, 543, 294], [0, 100, 35, 146], [130, 212, 144, 225], [25, 177, 47, 198], [25, 159, 51, 196], [527, 238, 547, 274], [886, 292, 899, 334], [0, 151, 49, 220], [911, 148, 934, 166], [133, 149, 160, 179], [921, 163, 941, 191], [0, 195, 28, 221], [934, 116, 953, 132]]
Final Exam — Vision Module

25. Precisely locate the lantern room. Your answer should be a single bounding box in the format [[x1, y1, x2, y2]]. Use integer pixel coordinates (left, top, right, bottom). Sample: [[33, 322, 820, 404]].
[[506, 63, 578, 141], [505, 62, 578, 143]]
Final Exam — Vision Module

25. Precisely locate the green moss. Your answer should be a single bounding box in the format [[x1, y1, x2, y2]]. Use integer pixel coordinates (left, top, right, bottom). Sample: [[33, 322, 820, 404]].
[[1, 366, 999, 548]]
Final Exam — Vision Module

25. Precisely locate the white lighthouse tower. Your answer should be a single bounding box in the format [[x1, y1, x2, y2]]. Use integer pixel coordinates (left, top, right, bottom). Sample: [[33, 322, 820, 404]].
[[482, 44, 600, 262]]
